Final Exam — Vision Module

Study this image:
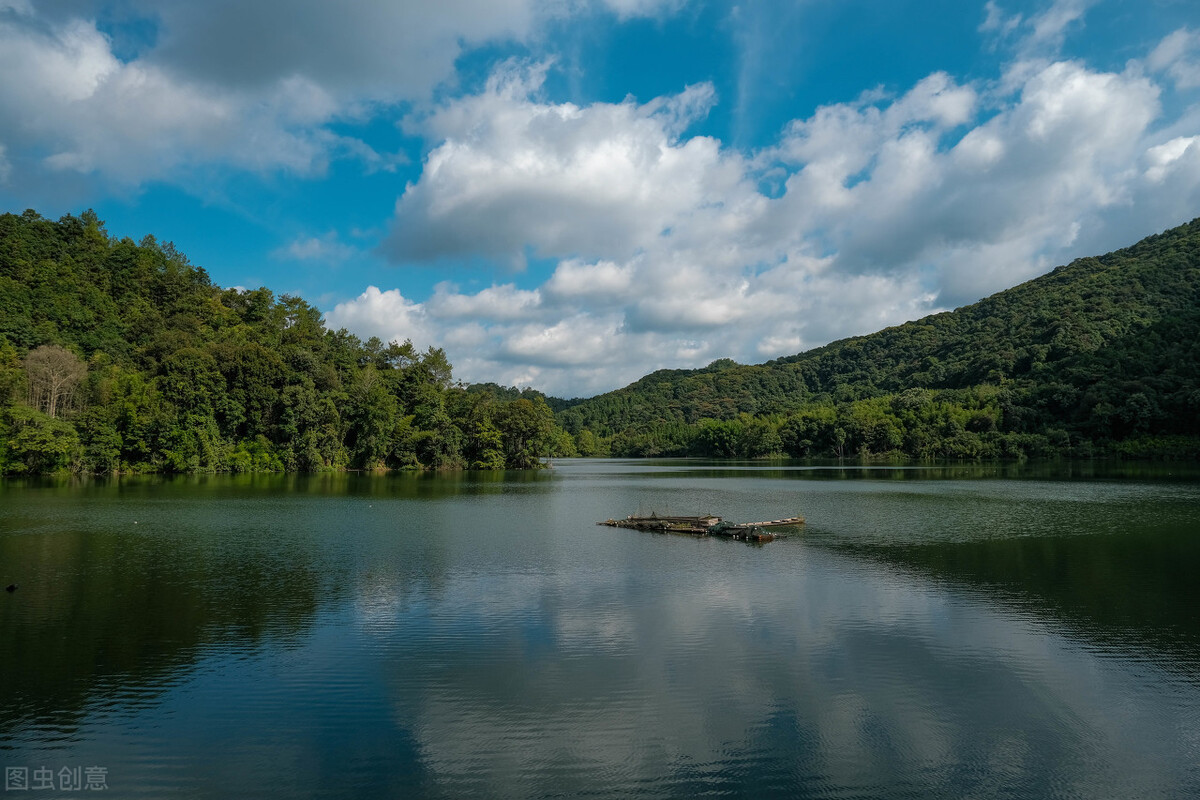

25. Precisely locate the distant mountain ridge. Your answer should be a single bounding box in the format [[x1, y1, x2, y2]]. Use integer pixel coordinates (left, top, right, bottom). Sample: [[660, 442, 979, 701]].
[[555, 217, 1200, 459]]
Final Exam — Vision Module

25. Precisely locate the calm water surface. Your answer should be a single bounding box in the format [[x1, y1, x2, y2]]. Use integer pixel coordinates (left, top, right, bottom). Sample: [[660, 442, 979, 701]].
[[2, 460, 1199, 798]]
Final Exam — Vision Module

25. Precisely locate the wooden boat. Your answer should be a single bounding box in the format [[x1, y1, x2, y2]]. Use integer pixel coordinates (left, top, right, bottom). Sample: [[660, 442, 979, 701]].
[[598, 513, 804, 542]]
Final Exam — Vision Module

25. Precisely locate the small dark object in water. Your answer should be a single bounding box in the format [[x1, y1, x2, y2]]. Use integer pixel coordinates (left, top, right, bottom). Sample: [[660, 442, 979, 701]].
[[4, 584, 16, 593], [599, 513, 804, 542]]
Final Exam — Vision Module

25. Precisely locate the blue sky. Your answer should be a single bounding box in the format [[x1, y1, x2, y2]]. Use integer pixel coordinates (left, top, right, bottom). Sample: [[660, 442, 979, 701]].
[[1, 0, 1198, 397]]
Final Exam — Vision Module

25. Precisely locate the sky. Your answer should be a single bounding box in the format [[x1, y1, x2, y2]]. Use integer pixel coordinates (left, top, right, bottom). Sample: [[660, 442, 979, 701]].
[[1, 0, 1199, 398]]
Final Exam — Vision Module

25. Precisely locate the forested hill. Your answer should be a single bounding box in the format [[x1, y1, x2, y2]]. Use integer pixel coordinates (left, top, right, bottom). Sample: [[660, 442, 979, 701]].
[[0, 210, 571, 475], [3, 210, 1196, 473], [556, 217, 1200, 460]]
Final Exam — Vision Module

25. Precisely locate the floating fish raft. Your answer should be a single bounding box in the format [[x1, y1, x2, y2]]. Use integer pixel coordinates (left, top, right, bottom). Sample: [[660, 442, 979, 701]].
[[599, 513, 804, 542]]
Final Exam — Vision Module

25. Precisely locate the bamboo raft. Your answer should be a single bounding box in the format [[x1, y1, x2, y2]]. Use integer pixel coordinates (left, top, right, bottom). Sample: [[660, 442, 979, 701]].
[[599, 513, 804, 542]]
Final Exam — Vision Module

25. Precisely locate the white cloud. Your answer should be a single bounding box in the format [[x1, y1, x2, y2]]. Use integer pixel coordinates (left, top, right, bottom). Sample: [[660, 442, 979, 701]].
[[384, 63, 741, 266], [500, 315, 622, 366], [1144, 136, 1199, 183], [1148, 28, 1200, 90], [0, 1, 700, 193], [4, 2, 1196, 399], [328, 45, 1200, 397], [427, 283, 543, 321], [979, 1, 1021, 36], [0, 15, 367, 185], [767, 59, 1161, 302], [597, 0, 685, 21], [273, 232, 359, 263], [979, 0, 1094, 57], [325, 286, 433, 346], [1026, 0, 1092, 50], [544, 258, 635, 301], [0, 1, 661, 192]]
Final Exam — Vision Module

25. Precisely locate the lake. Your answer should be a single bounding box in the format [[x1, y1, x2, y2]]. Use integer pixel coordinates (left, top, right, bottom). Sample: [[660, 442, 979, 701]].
[[2, 459, 1199, 798]]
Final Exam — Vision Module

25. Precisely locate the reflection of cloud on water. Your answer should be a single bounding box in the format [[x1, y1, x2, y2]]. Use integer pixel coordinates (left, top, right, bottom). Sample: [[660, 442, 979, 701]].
[[353, 575, 409, 632], [554, 608, 634, 651], [358, 550, 1200, 797]]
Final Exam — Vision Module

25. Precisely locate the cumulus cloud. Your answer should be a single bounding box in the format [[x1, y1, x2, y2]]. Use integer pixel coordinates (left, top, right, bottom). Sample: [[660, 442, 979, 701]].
[[0, 1, 671, 192], [4, 1, 1197, 398], [1144, 136, 1199, 184], [499, 314, 623, 367], [326, 286, 433, 346], [384, 66, 736, 266], [334, 40, 1200, 397], [544, 258, 634, 302], [427, 283, 543, 321], [767, 60, 1161, 303], [0, 13, 383, 186]]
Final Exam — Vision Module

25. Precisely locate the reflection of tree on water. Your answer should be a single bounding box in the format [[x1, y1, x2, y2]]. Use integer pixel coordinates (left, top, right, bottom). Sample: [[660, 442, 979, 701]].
[[615, 459, 1200, 483], [0, 493, 326, 737], [8, 468, 556, 497], [5, 465, 1199, 798], [0, 470, 549, 739], [820, 525, 1200, 675]]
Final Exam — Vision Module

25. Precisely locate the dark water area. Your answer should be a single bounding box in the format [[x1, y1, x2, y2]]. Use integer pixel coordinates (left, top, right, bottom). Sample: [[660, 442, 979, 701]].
[[2, 460, 1199, 798]]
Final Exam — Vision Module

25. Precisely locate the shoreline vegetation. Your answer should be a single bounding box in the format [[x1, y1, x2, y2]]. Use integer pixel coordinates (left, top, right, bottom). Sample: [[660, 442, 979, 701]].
[[0, 210, 567, 476], [2, 210, 1199, 476], [554, 216, 1200, 464]]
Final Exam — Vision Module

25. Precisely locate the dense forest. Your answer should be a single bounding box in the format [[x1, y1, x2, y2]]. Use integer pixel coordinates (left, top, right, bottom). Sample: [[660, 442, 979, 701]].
[[0, 210, 572, 475], [3, 210, 1198, 474], [556, 217, 1200, 461]]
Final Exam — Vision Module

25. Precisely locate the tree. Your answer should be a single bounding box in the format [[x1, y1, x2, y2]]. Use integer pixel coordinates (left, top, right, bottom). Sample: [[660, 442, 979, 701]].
[[494, 398, 555, 469], [694, 418, 743, 458], [345, 365, 398, 469], [0, 341, 25, 403], [421, 346, 454, 390], [465, 417, 506, 469], [24, 345, 86, 418], [738, 416, 782, 457], [574, 429, 602, 457], [3, 405, 80, 473]]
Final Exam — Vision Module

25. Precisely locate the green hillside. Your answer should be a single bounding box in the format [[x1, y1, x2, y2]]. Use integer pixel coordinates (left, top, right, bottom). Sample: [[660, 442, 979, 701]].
[[556, 217, 1200, 460], [4, 209, 1196, 472], [0, 210, 569, 475]]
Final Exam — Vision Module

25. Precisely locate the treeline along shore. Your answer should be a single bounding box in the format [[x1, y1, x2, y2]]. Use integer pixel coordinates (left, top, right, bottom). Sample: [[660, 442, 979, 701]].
[[2, 210, 1198, 475], [0, 210, 569, 474], [555, 216, 1200, 462]]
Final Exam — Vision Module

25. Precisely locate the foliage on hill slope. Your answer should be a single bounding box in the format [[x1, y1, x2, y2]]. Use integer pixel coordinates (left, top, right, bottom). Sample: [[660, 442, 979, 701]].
[[556, 218, 1200, 460], [0, 210, 569, 474]]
